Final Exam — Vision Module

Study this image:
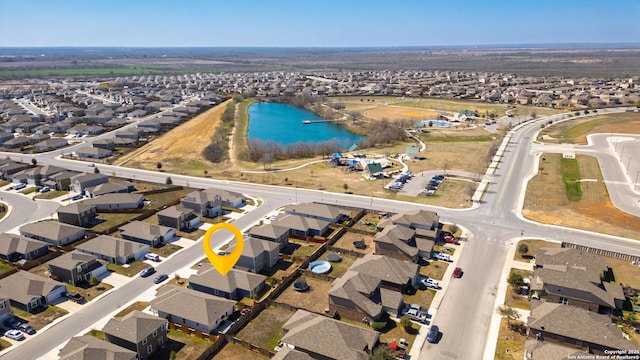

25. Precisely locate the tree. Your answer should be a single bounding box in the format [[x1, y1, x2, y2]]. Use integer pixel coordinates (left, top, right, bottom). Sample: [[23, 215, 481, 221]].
[[497, 305, 520, 327], [508, 272, 525, 289], [517, 243, 529, 257], [399, 315, 412, 331], [343, 183, 349, 192], [93, 167, 100, 174], [89, 276, 100, 286], [156, 162, 162, 170], [370, 345, 395, 360], [31, 158, 37, 166], [203, 169, 208, 176], [165, 177, 172, 185]]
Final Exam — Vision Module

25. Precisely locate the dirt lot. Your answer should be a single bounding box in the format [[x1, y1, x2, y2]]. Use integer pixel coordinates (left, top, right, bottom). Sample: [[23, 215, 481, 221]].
[[523, 153, 640, 239], [513, 240, 560, 262], [276, 277, 332, 314], [606, 257, 640, 290], [11, 305, 68, 331], [236, 306, 294, 351], [539, 112, 640, 144], [332, 230, 375, 255], [494, 318, 526, 360], [213, 343, 269, 360]]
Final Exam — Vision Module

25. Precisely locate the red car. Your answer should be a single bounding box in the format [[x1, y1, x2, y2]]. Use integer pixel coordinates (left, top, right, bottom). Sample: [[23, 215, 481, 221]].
[[452, 267, 463, 278], [444, 235, 459, 245]]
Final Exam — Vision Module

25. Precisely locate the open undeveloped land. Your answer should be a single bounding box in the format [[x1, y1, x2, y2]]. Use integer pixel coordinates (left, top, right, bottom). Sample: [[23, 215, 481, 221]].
[[539, 112, 640, 144]]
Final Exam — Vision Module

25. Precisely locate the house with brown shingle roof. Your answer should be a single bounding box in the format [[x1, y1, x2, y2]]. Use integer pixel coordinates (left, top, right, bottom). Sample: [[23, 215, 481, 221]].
[[58, 335, 137, 360], [47, 250, 109, 286], [19, 221, 87, 247], [236, 237, 279, 273], [0, 233, 49, 262], [188, 266, 266, 300], [150, 285, 236, 333], [272, 214, 331, 237], [119, 221, 175, 247], [283, 202, 350, 223], [180, 188, 222, 218], [373, 224, 419, 262], [526, 300, 640, 357], [0, 270, 66, 312], [156, 205, 200, 230], [248, 223, 290, 249], [531, 247, 625, 313], [75, 235, 148, 265], [349, 254, 420, 291], [102, 310, 168, 359], [279, 309, 379, 360]]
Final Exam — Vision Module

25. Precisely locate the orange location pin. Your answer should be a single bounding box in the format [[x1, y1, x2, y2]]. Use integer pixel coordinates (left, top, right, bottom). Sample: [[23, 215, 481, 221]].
[[202, 223, 244, 276]]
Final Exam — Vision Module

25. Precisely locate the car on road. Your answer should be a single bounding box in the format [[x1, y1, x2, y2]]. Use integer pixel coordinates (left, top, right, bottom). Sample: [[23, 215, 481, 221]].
[[144, 253, 161, 262], [453, 267, 463, 278], [5, 329, 25, 341], [66, 292, 86, 304], [421, 277, 440, 289], [153, 274, 168, 284], [427, 325, 440, 343], [18, 323, 36, 335], [140, 266, 155, 277], [87, 163, 95, 167], [4, 317, 21, 329]]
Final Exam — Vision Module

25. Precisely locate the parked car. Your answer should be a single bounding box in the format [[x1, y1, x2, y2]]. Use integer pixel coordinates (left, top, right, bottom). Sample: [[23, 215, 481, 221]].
[[140, 266, 155, 277], [434, 252, 452, 262], [18, 323, 36, 335], [66, 292, 85, 303], [12, 183, 26, 191], [421, 277, 440, 289], [406, 308, 428, 323], [153, 273, 168, 284], [443, 235, 459, 245], [453, 267, 463, 278], [71, 194, 83, 200], [144, 253, 161, 262], [37, 186, 51, 193], [5, 329, 25, 341], [426, 325, 440, 343], [3, 317, 21, 329]]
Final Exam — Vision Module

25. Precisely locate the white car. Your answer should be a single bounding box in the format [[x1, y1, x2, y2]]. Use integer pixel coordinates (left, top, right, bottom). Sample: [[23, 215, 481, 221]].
[[421, 278, 440, 289], [5, 329, 25, 341], [434, 252, 452, 262]]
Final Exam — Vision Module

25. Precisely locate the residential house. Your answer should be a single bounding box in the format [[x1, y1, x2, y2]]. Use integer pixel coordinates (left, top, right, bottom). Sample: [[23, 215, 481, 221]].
[[46, 170, 81, 191], [19, 221, 86, 247], [92, 138, 116, 150], [83, 193, 144, 209], [350, 254, 420, 291], [58, 336, 137, 360], [283, 202, 350, 224], [272, 214, 331, 237], [0, 233, 49, 262], [0, 161, 30, 180], [102, 310, 168, 360], [150, 285, 236, 333], [84, 180, 134, 198], [188, 266, 266, 300], [373, 225, 419, 262], [75, 146, 112, 159], [248, 223, 290, 249], [57, 203, 97, 227], [71, 173, 109, 193], [531, 247, 625, 313], [47, 250, 109, 286], [0, 271, 66, 312], [0, 297, 13, 325], [3, 136, 30, 149], [75, 235, 148, 265], [180, 189, 222, 218], [156, 205, 200, 230], [279, 309, 379, 360], [236, 237, 279, 273], [34, 138, 68, 151], [526, 300, 640, 357], [23, 165, 66, 186], [0, 132, 14, 145], [378, 209, 440, 242], [119, 221, 175, 247], [202, 188, 245, 208]]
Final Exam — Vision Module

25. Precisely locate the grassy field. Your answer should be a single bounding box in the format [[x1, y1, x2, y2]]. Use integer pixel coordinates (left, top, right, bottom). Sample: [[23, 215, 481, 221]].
[[0, 67, 162, 79], [91, 212, 143, 233], [0, 262, 15, 277], [159, 329, 214, 360], [561, 158, 582, 201], [404, 288, 437, 312], [606, 257, 640, 290], [523, 153, 640, 240], [539, 112, 640, 144], [33, 190, 68, 200], [236, 306, 294, 351]]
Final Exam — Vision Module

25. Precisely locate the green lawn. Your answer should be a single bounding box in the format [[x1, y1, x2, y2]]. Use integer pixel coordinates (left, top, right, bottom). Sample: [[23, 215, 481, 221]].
[[561, 157, 582, 201], [91, 213, 143, 233], [0, 338, 12, 351], [108, 262, 149, 277], [0, 262, 14, 277], [34, 190, 68, 200]]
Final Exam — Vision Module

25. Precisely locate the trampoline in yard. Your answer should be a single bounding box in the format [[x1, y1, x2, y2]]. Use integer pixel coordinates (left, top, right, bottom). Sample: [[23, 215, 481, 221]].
[[326, 253, 342, 262], [293, 279, 310, 292]]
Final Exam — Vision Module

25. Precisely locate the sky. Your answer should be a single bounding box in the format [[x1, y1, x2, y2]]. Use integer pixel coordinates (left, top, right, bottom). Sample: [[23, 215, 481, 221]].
[[0, 0, 639, 47]]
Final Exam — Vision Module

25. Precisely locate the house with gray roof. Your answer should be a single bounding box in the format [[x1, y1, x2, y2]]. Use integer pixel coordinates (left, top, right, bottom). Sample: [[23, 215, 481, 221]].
[[34, 138, 68, 151], [202, 188, 245, 208], [283, 203, 350, 224], [103, 310, 168, 359], [24, 165, 66, 186], [0, 297, 13, 329], [83, 193, 143, 210], [119, 221, 175, 247], [58, 335, 137, 360], [46, 170, 81, 191], [271, 347, 315, 360], [272, 214, 331, 237], [0, 161, 30, 180], [0, 233, 49, 262], [48, 250, 108, 286], [248, 223, 289, 249], [19, 221, 86, 247], [150, 285, 236, 333], [57, 203, 97, 227], [279, 309, 380, 360], [236, 237, 279, 273], [526, 300, 640, 357], [350, 254, 420, 291], [531, 247, 625, 313], [92, 138, 116, 150], [180, 188, 222, 218], [0, 270, 66, 312], [75, 146, 112, 159], [188, 266, 266, 300], [71, 173, 109, 193], [156, 205, 200, 230], [377, 209, 440, 241], [75, 235, 148, 265], [373, 224, 419, 262], [85, 180, 134, 198]]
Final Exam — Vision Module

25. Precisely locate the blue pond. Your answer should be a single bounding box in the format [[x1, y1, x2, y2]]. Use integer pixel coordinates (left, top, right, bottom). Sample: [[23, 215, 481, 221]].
[[247, 102, 364, 147]]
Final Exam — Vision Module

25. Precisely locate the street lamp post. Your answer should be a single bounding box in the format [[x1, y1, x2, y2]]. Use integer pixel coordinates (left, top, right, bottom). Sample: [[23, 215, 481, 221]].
[[635, 170, 640, 191]]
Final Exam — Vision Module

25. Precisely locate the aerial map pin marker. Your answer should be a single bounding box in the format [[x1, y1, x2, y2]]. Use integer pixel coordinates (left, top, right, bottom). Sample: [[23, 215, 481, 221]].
[[202, 223, 244, 276]]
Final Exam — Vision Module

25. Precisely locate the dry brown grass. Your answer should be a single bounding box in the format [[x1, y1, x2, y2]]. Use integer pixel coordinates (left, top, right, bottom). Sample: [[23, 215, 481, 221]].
[[494, 318, 526, 360], [213, 343, 270, 360], [606, 257, 640, 289], [276, 277, 332, 314], [332, 231, 376, 255], [523, 153, 640, 240], [236, 306, 294, 351], [115, 100, 229, 171], [113, 301, 149, 317], [514, 240, 560, 262], [539, 112, 640, 144]]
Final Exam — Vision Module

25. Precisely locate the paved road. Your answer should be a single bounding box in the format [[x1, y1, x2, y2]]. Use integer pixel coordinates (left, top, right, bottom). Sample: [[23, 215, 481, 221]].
[[1, 107, 639, 360]]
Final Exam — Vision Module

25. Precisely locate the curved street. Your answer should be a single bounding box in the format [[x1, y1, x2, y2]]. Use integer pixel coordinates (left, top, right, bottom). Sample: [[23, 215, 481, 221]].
[[0, 107, 638, 360]]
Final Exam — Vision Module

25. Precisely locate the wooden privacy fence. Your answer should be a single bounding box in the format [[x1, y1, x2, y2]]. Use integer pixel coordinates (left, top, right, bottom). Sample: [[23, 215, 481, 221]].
[[561, 242, 640, 263]]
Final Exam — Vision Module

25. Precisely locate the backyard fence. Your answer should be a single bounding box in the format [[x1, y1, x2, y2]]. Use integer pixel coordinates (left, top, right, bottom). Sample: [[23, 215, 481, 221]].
[[561, 242, 640, 263]]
